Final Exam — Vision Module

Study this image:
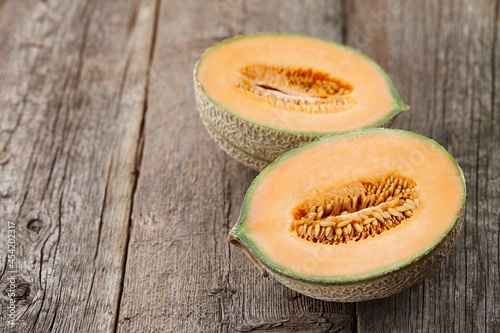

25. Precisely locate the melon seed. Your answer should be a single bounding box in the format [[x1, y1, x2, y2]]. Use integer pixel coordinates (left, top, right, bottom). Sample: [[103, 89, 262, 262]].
[[238, 64, 356, 114], [353, 223, 363, 233], [292, 175, 418, 245]]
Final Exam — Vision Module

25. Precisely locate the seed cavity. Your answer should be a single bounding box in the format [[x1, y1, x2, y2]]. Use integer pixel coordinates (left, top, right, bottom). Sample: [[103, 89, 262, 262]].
[[291, 175, 419, 245], [237, 64, 356, 114]]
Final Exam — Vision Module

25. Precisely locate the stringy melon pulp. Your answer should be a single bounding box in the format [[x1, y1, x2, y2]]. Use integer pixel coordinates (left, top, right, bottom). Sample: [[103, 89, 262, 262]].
[[197, 34, 406, 133], [291, 174, 419, 245], [232, 130, 465, 281]]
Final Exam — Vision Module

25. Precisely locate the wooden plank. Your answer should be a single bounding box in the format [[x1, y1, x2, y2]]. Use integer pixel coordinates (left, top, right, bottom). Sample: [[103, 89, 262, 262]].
[[346, 0, 500, 331], [0, 0, 157, 331], [117, 1, 356, 332], [1, 1, 496, 331]]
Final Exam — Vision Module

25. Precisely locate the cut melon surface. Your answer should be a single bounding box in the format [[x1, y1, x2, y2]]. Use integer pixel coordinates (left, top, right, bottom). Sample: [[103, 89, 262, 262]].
[[229, 129, 465, 301], [194, 34, 408, 170]]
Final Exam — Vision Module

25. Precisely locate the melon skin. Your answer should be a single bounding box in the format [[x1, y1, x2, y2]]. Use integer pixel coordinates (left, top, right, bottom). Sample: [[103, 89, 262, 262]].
[[260, 210, 463, 302], [193, 34, 407, 171], [194, 74, 316, 170], [195, 71, 398, 171], [228, 129, 466, 302]]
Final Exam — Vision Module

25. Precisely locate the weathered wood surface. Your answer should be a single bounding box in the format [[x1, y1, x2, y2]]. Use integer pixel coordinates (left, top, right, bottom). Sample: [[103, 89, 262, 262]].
[[0, 0, 156, 331], [116, 1, 357, 332], [347, 1, 500, 332], [0, 0, 498, 332]]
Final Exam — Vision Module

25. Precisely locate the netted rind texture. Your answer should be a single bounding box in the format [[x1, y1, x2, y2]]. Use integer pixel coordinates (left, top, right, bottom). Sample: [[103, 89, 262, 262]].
[[194, 70, 317, 171], [264, 212, 463, 302], [197, 106, 270, 170]]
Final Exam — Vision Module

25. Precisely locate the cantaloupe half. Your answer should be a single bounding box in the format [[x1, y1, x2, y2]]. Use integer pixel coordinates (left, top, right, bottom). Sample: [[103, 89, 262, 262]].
[[194, 34, 409, 170], [229, 129, 465, 302]]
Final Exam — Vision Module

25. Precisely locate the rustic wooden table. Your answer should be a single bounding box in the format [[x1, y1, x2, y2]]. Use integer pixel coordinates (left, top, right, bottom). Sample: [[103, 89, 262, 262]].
[[0, 0, 498, 332]]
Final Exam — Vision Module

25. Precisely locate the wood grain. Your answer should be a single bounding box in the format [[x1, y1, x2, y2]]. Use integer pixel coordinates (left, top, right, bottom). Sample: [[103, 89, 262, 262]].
[[0, 0, 498, 332], [116, 1, 356, 332], [0, 0, 156, 331], [346, 0, 500, 332]]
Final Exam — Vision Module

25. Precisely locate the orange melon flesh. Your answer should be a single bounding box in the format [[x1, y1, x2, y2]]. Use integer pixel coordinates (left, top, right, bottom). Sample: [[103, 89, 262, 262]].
[[239, 130, 464, 279], [197, 35, 401, 133]]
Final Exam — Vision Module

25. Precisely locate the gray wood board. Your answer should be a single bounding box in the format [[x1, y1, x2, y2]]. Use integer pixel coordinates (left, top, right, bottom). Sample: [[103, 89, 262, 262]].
[[116, 1, 355, 332], [0, 0, 156, 331], [346, 1, 499, 332], [0, 0, 498, 332]]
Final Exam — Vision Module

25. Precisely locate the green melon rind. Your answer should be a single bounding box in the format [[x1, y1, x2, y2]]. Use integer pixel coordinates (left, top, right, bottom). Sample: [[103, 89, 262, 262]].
[[194, 73, 317, 169], [197, 102, 272, 170], [195, 33, 409, 135], [266, 213, 463, 302], [197, 89, 395, 171], [228, 129, 466, 300], [194, 33, 408, 171]]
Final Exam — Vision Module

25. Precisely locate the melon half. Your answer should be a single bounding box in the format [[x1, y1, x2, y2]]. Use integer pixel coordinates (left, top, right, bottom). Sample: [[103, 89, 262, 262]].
[[194, 34, 408, 170], [229, 129, 465, 302]]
